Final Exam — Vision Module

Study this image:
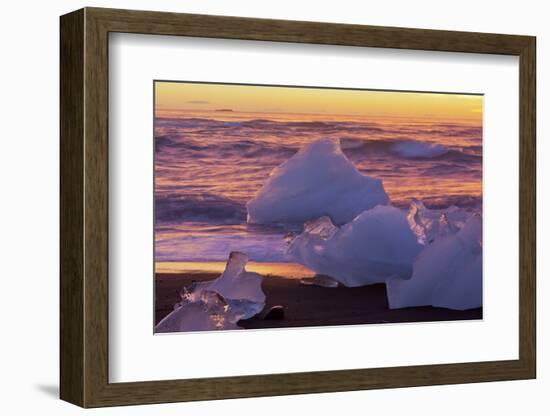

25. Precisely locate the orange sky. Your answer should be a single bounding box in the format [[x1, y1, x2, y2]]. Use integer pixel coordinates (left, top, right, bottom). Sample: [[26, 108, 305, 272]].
[[155, 81, 482, 122]]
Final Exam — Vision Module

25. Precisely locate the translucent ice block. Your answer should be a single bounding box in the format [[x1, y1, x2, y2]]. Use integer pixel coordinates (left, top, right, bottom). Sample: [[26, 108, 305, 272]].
[[387, 215, 482, 311], [154, 252, 266, 333], [288, 206, 422, 287]]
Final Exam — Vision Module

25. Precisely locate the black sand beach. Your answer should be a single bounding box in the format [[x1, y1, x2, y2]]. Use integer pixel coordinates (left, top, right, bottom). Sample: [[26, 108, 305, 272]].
[[155, 273, 482, 330]]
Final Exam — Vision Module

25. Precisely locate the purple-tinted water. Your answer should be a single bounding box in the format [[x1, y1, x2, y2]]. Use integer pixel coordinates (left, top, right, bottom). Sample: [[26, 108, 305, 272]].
[[155, 110, 481, 264]]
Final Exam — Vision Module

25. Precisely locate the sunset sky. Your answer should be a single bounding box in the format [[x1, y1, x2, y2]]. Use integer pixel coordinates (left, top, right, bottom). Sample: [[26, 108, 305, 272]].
[[155, 81, 483, 122]]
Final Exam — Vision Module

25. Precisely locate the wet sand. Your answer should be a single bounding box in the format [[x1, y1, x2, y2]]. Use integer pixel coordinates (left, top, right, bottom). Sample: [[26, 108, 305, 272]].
[[155, 273, 482, 329]]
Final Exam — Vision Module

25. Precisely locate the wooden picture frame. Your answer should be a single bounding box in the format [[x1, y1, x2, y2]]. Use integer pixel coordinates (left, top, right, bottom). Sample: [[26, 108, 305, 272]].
[[60, 7, 536, 408]]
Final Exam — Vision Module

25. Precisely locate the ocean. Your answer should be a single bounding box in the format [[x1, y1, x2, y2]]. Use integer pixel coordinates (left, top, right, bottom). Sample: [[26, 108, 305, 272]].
[[154, 109, 482, 272]]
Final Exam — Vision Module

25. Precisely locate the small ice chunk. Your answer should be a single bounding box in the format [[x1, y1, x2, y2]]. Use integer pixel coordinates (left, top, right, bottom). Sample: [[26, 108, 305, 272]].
[[177, 252, 265, 305], [154, 252, 266, 333], [300, 274, 340, 288], [386, 215, 482, 311], [303, 216, 339, 240], [289, 205, 422, 287], [407, 199, 474, 245], [247, 138, 389, 226], [199, 251, 266, 304]]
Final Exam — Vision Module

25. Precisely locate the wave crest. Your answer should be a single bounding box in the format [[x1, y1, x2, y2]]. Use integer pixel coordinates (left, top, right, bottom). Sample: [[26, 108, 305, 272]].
[[156, 193, 246, 223], [391, 141, 449, 159]]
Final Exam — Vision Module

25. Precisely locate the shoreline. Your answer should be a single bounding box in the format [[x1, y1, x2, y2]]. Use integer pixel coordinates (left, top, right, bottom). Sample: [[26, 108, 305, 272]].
[[155, 272, 482, 330], [155, 261, 315, 278]]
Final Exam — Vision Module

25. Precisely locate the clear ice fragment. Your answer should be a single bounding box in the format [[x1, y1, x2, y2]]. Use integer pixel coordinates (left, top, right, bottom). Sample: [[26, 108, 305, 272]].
[[154, 252, 266, 333], [407, 198, 475, 245]]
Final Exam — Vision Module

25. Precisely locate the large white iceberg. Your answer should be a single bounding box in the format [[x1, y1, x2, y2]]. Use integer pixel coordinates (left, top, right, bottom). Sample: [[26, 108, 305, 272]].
[[154, 252, 265, 333], [246, 138, 390, 226], [386, 215, 482, 311], [288, 205, 423, 287]]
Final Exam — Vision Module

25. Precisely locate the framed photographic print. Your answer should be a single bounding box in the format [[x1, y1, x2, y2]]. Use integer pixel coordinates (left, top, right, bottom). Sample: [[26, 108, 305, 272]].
[[60, 7, 536, 407]]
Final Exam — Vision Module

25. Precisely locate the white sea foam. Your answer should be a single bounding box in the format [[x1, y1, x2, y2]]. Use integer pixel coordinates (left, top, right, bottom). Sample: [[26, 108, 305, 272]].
[[391, 140, 448, 158]]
